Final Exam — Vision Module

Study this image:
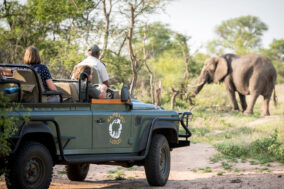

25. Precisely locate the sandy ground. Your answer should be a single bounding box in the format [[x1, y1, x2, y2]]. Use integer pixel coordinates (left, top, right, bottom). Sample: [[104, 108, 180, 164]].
[[1, 143, 283, 189]]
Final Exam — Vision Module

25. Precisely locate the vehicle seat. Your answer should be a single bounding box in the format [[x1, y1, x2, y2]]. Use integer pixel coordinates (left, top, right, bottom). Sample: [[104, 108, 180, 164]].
[[13, 69, 43, 102], [13, 69, 62, 103], [54, 82, 78, 102]]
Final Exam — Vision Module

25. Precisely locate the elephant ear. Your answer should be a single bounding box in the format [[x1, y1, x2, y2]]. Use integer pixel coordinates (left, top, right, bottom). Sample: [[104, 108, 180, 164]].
[[213, 57, 228, 83]]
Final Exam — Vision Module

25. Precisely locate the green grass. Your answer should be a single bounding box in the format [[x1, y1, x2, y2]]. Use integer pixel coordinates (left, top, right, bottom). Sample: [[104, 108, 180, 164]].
[[126, 167, 136, 171], [57, 170, 66, 174], [217, 171, 224, 176], [175, 83, 284, 165], [198, 167, 212, 173], [221, 162, 232, 170], [138, 82, 284, 164], [107, 168, 126, 180]]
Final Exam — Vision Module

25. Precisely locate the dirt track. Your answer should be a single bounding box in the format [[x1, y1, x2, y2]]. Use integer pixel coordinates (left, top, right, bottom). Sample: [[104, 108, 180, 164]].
[[1, 143, 284, 189]]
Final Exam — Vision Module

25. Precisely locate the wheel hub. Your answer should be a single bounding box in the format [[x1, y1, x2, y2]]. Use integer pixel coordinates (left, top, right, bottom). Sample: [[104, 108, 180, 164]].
[[25, 159, 41, 184]]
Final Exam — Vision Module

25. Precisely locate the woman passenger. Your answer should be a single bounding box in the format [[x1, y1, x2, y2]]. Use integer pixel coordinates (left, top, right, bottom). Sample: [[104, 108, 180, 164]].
[[23, 46, 59, 102]]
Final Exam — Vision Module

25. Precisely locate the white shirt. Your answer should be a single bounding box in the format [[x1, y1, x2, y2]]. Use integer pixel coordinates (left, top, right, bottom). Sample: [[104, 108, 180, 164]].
[[72, 56, 109, 84]]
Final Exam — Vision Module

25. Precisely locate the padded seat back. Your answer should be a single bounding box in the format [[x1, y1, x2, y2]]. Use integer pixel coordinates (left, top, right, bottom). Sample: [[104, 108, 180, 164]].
[[54, 82, 78, 102], [13, 69, 45, 102]]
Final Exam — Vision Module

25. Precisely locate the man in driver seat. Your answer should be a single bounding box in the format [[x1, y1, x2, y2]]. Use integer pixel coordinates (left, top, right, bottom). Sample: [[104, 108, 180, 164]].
[[71, 44, 109, 87]]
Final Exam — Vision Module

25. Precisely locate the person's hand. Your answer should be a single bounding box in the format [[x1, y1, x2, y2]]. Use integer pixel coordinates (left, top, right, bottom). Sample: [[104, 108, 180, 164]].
[[100, 84, 108, 91]]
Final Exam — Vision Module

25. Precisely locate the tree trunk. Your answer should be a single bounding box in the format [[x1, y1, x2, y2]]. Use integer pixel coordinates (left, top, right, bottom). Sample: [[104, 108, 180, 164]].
[[100, 0, 112, 60], [129, 70, 137, 97], [155, 88, 161, 106], [142, 27, 155, 104], [127, 3, 137, 98], [149, 74, 155, 104], [155, 81, 162, 106], [171, 88, 179, 110]]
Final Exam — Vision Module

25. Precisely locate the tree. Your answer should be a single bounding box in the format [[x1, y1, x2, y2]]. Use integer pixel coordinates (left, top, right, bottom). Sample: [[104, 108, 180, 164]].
[[207, 15, 268, 55], [260, 39, 284, 82], [121, 0, 168, 97]]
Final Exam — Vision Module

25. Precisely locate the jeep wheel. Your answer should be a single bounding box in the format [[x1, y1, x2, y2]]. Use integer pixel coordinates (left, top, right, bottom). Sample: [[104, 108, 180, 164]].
[[144, 134, 170, 186], [5, 141, 53, 189], [66, 163, 90, 181]]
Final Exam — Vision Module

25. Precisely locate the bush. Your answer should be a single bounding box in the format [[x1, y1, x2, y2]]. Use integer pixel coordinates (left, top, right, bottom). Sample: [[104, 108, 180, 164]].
[[0, 94, 29, 174], [215, 130, 284, 163], [215, 143, 248, 157]]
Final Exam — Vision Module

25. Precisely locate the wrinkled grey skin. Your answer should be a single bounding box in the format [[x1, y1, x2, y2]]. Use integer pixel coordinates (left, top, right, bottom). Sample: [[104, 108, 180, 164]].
[[192, 53, 277, 116]]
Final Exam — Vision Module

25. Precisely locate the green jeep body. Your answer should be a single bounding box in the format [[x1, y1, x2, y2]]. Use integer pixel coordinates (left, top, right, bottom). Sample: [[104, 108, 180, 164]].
[[0, 64, 192, 188]]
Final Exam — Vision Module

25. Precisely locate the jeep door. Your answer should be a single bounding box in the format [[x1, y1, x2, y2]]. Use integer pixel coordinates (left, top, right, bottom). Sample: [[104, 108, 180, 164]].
[[91, 101, 133, 153]]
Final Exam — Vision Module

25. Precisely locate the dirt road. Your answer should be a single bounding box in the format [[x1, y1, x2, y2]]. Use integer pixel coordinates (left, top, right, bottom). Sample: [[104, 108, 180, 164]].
[[1, 143, 284, 189]]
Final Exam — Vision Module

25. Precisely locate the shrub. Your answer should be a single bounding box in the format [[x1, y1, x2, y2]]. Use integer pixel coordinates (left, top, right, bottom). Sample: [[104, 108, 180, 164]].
[[0, 94, 29, 174]]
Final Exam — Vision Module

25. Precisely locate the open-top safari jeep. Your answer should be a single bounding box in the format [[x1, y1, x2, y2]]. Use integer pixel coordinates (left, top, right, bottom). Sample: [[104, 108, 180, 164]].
[[0, 64, 192, 189]]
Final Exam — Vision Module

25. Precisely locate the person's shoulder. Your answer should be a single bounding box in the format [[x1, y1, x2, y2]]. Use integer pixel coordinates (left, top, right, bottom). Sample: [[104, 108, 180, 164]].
[[80, 56, 98, 65], [39, 64, 50, 71]]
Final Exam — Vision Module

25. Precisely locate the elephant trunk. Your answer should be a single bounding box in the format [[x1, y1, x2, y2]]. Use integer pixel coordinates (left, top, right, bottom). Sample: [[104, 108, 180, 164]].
[[191, 72, 208, 97], [191, 81, 206, 97]]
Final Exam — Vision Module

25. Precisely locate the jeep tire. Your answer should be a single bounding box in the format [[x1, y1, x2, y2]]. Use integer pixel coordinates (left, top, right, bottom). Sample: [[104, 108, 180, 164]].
[[144, 134, 170, 186], [5, 141, 53, 189], [66, 163, 90, 181]]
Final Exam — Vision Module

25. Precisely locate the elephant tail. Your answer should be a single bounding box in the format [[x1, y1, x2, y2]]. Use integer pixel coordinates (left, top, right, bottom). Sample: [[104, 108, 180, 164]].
[[273, 86, 277, 107]]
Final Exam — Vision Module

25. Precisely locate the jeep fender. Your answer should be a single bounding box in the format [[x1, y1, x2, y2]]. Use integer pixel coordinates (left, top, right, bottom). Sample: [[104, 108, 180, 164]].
[[138, 120, 178, 152], [12, 124, 57, 161]]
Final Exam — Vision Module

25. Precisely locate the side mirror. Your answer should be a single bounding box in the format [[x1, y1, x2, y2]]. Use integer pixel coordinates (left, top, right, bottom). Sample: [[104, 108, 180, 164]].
[[121, 87, 130, 102]]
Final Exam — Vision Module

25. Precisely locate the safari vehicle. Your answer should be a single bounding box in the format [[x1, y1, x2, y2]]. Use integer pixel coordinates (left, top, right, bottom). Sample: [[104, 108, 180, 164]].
[[0, 64, 192, 189]]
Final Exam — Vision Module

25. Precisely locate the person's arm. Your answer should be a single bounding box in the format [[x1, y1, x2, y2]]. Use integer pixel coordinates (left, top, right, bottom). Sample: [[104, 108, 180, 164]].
[[97, 90, 106, 99], [46, 79, 57, 91], [102, 80, 109, 87], [97, 84, 108, 99], [0, 68, 12, 76], [88, 83, 106, 99]]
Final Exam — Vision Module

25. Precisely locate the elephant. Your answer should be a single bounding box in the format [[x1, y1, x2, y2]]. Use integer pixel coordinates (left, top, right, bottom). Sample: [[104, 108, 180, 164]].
[[191, 53, 277, 116]]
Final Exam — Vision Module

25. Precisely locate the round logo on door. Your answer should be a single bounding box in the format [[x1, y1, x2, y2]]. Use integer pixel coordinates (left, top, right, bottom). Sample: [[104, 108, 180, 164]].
[[109, 118, 122, 139], [107, 113, 125, 144]]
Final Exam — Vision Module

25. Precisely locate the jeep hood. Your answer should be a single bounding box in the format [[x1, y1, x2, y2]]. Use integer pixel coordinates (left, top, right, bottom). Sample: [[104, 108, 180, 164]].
[[131, 99, 164, 110]]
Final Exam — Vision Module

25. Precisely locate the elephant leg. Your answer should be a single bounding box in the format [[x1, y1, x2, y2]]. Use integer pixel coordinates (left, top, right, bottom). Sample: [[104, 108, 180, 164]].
[[238, 93, 247, 112], [224, 77, 239, 111], [244, 93, 259, 114], [262, 97, 270, 116], [226, 90, 239, 111], [262, 92, 273, 116]]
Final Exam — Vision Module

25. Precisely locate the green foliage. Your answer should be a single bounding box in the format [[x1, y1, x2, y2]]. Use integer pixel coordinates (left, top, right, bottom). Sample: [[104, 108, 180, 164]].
[[191, 53, 210, 77], [107, 168, 126, 180], [207, 15, 268, 55], [0, 93, 29, 174], [260, 39, 284, 83], [198, 167, 212, 173], [103, 50, 132, 85], [153, 50, 185, 88], [217, 171, 224, 176], [215, 131, 284, 163], [221, 162, 232, 170], [194, 83, 230, 111], [215, 143, 248, 157]]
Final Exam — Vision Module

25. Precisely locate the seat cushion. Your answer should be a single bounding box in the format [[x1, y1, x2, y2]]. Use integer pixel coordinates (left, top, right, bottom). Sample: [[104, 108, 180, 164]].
[[54, 82, 78, 102]]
